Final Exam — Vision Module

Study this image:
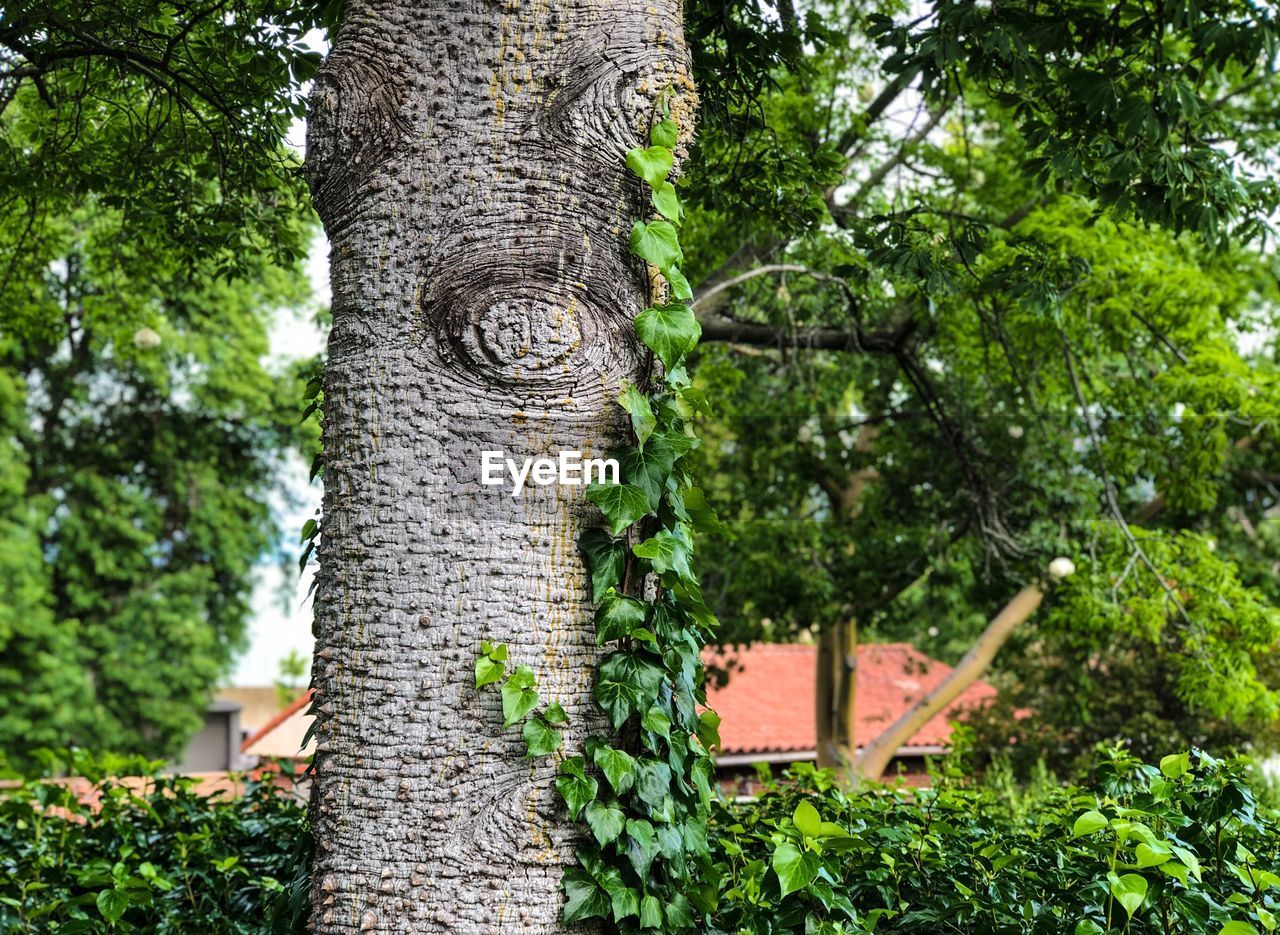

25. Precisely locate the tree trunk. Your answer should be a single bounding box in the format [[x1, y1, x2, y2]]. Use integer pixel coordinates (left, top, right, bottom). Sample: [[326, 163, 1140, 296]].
[[853, 584, 1045, 781], [303, 3, 691, 931]]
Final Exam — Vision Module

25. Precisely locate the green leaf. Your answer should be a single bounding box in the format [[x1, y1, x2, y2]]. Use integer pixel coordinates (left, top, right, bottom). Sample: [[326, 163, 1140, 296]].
[[641, 705, 671, 738], [1220, 923, 1260, 935], [650, 118, 678, 149], [652, 181, 683, 225], [1172, 845, 1203, 881], [500, 666, 539, 728], [522, 716, 562, 757], [578, 528, 627, 602], [625, 146, 674, 187], [585, 800, 627, 846], [626, 818, 659, 877], [772, 842, 820, 898], [633, 526, 693, 580], [585, 482, 650, 536], [619, 436, 683, 510], [1072, 810, 1108, 838], [665, 264, 692, 301], [595, 651, 665, 727], [640, 894, 663, 928], [592, 744, 637, 794], [555, 757, 598, 820], [1160, 752, 1190, 779], [618, 382, 657, 448], [635, 302, 700, 371], [1135, 842, 1171, 868], [664, 894, 695, 929], [633, 758, 673, 808], [1108, 872, 1147, 918], [474, 654, 504, 689], [793, 800, 822, 837], [97, 888, 128, 923], [629, 220, 682, 271], [595, 591, 648, 644], [543, 701, 568, 726], [562, 866, 609, 924]]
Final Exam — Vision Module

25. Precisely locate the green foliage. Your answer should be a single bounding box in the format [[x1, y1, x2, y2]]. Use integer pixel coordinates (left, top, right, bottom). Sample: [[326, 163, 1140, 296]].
[[0, 752, 309, 933], [706, 750, 1280, 934], [0, 199, 317, 768], [0, 1, 335, 276], [872, 0, 1280, 241]]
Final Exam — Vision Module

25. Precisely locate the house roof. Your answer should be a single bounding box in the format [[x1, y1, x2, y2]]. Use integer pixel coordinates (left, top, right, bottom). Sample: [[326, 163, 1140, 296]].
[[704, 642, 996, 757], [244, 642, 996, 764], [240, 688, 315, 758]]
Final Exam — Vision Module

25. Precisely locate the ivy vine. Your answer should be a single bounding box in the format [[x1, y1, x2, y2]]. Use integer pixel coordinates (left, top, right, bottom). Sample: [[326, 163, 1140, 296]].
[[476, 105, 722, 932]]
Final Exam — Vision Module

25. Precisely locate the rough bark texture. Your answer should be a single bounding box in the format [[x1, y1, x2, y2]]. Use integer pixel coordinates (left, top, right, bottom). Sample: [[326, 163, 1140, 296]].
[[303, 2, 692, 931]]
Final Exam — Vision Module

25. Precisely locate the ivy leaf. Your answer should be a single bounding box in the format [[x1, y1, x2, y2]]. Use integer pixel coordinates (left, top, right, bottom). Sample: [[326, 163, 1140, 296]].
[[619, 438, 680, 510], [1108, 872, 1148, 918], [617, 382, 656, 448], [543, 701, 568, 726], [562, 866, 609, 924], [772, 842, 820, 898], [585, 799, 627, 846], [474, 654, 504, 689], [635, 302, 700, 371], [691, 756, 715, 807], [641, 705, 671, 738], [678, 485, 723, 534], [626, 818, 659, 877], [650, 118, 678, 149], [633, 526, 693, 580], [664, 894, 695, 929], [555, 757, 598, 820], [629, 220, 682, 270], [592, 743, 637, 794], [697, 710, 722, 751], [595, 652, 665, 728], [665, 265, 692, 301], [1220, 922, 1261, 935], [501, 666, 539, 728], [593, 861, 638, 922], [652, 181, 683, 224], [633, 758, 673, 809], [585, 482, 650, 536], [625, 145, 674, 187], [640, 894, 663, 929], [522, 716, 562, 757], [578, 528, 627, 601], [594, 592, 648, 644]]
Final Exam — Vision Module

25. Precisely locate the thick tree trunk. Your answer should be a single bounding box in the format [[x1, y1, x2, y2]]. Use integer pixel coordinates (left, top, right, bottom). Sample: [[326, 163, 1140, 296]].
[[303, 3, 691, 931]]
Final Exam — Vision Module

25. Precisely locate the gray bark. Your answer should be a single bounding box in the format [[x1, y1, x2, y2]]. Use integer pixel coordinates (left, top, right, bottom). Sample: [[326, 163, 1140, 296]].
[[303, 2, 692, 931]]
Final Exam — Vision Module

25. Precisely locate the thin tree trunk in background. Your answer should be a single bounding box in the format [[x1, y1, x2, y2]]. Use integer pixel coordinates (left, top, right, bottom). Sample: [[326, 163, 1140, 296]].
[[303, 2, 691, 931], [853, 584, 1045, 781]]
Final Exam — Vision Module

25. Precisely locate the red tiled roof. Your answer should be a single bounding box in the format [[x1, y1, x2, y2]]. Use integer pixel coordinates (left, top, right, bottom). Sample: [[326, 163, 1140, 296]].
[[703, 642, 996, 756], [240, 688, 314, 754]]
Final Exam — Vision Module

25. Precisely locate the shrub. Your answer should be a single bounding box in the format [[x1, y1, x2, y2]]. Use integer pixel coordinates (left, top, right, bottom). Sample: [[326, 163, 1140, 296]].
[[0, 752, 308, 933], [707, 749, 1280, 933], [2, 748, 1278, 933]]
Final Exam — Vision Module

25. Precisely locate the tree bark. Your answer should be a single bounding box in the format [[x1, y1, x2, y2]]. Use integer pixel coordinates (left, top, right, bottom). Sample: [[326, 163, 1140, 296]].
[[303, 3, 691, 931]]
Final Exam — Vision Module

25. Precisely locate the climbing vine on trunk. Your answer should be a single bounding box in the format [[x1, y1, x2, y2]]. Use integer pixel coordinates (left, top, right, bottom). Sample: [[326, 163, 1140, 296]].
[[477, 104, 722, 931]]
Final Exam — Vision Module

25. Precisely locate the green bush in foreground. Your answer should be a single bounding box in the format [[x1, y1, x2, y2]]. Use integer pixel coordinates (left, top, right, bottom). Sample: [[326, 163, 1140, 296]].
[[1, 749, 1277, 932], [0, 753, 308, 933]]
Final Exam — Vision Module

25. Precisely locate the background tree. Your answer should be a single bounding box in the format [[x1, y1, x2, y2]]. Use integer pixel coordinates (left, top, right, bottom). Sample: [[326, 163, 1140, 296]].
[[678, 0, 1280, 778], [0, 2, 326, 766]]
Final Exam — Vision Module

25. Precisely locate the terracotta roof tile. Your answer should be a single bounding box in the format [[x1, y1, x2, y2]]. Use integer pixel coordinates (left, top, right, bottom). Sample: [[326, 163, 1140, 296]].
[[704, 642, 996, 756]]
